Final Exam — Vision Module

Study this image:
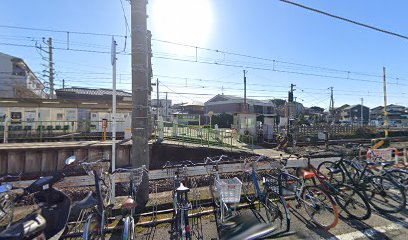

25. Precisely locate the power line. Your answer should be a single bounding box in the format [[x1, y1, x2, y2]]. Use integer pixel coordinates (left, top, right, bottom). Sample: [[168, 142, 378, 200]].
[[280, 0, 408, 41]]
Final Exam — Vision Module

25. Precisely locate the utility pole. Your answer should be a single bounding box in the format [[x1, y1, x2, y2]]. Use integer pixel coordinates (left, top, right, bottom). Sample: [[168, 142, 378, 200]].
[[360, 98, 364, 125], [165, 92, 168, 121], [383, 67, 389, 138], [243, 70, 247, 112], [131, 0, 149, 206], [47, 38, 54, 99], [156, 78, 160, 122], [287, 84, 296, 133], [329, 87, 334, 123], [62, 79, 65, 89]]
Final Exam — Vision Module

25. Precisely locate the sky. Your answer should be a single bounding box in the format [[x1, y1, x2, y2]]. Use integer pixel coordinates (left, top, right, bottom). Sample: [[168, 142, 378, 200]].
[[1, 0, 408, 109]]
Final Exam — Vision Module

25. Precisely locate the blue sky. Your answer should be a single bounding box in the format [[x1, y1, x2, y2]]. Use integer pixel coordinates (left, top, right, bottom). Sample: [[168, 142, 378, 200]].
[[1, 0, 408, 109]]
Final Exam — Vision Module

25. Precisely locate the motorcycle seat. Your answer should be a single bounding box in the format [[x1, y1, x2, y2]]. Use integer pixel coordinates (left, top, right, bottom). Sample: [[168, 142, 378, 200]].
[[73, 191, 98, 210], [0, 213, 46, 240]]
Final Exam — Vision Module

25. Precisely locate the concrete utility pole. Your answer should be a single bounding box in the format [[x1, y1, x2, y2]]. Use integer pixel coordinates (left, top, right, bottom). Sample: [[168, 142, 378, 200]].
[[383, 67, 389, 138], [156, 78, 159, 122], [287, 84, 296, 133], [243, 70, 247, 113], [47, 38, 54, 99], [131, 0, 149, 206], [360, 98, 364, 125], [62, 79, 65, 89], [165, 92, 168, 120], [329, 87, 334, 123]]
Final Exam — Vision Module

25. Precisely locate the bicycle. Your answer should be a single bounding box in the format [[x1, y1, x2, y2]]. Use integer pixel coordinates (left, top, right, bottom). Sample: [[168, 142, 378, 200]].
[[163, 160, 202, 240], [204, 156, 242, 231], [246, 155, 339, 230], [68, 153, 114, 240], [114, 166, 147, 240], [293, 153, 371, 220], [240, 155, 291, 235], [318, 150, 406, 214]]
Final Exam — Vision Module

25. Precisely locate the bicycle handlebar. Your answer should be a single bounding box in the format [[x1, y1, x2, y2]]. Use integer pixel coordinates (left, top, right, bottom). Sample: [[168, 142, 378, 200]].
[[113, 165, 147, 174], [204, 155, 229, 164], [162, 160, 195, 169], [0, 173, 22, 182]]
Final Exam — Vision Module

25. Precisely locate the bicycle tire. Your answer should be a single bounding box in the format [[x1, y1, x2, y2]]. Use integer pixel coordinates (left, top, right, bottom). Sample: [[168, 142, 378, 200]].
[[317, 161, 345, 185], [386, 169, 408, 190], [265, 191, 290, 233], [122, 216, 131, 240], [241, 171, 259, 203], [302, 186, 339, 229], [83, 213, 99, 240], [363, 175, 406, 213], [334, 184, 371, 220]]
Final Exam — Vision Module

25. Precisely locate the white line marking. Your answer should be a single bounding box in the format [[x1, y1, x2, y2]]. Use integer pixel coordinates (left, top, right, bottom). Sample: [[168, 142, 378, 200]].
[[332, 223, 403, 240]]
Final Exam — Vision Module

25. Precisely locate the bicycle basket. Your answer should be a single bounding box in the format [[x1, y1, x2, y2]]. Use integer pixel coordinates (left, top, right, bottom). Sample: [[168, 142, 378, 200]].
[[129, 167, 145, 189], [81, 153, 110, 176], [216, 177, 242, 203], [265, 172, 297, 196], [165, 166, 188, 179]]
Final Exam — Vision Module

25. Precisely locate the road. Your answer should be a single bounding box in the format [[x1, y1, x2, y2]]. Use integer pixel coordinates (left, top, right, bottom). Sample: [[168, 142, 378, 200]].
[[140, 201, 408, 240]]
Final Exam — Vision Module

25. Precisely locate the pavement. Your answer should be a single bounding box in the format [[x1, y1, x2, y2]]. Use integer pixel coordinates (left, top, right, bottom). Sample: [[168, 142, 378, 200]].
[[139, 201, 408, 240]]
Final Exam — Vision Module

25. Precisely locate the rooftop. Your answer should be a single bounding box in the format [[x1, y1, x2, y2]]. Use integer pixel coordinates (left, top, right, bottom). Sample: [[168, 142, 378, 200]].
[[56, 87, 132, 97]]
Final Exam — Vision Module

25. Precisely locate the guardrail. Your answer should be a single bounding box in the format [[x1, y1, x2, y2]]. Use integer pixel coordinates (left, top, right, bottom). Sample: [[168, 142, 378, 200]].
[[154, 121, 254, 151], [7, 160, 277, 189]]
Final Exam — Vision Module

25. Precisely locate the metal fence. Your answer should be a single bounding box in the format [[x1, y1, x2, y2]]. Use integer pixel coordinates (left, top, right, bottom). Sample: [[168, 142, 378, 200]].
[[0, 120, 126, 142], [154, 121, 254, 151]]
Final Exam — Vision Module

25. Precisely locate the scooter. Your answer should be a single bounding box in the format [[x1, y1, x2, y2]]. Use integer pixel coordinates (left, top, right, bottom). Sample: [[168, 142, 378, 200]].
[[0, 156, 76, 239]]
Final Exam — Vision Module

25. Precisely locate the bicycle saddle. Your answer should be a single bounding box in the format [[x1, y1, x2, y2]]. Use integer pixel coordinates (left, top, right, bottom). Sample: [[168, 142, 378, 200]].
[[176, 183, 190, 193], [73, 191, 98, 210], [0, 213, 46, 240], [381, 162, 394, 168], [121, 197, 138, 209], [220, 214, 276, 240]]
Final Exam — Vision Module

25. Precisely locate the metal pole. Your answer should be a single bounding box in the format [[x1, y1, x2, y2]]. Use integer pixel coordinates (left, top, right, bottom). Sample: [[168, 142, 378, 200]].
[[111, 37, 117, 203], [383, 67, 388, 138], [165, 92, 168, 121], [361, 98, 363, 125]]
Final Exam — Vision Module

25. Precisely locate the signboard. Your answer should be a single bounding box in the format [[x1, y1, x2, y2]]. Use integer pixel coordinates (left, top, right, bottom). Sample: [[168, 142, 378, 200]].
[[102, 119, 108, 129]]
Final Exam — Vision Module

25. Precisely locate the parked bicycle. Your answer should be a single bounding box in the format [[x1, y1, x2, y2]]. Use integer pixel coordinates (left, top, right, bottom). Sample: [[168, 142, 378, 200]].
[[253, 155, 339, 229], [0, 157, 74, 240], [318, 149, 406, 214], [204, 156, 242, 228], [292, 153, 371, 220], [114, 166, 147, 240], [68, 153, 114, 240], [163, 160, 202, 240], [240, 155, 291, 234]]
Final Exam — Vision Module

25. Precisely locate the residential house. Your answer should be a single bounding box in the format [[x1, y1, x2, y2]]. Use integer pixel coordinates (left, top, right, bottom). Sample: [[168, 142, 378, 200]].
[[204, 94, 275, 115], [340, 104, 370, 124], [0, 52, 47, 99]]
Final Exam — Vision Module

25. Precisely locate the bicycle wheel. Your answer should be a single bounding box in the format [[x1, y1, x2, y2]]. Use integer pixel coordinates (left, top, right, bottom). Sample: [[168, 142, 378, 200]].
[[302, 186, 338, 229], [387, 169, 408, 190], [122, 216, 134, 240], [241, 171, 259, 203], [317, 161, 345, 185], [342, 160, 362, 185], [83, 213, 100, 240], [334, 184, 371, 220], [265, 191, 290, 233], [363, 175, 406, 213]]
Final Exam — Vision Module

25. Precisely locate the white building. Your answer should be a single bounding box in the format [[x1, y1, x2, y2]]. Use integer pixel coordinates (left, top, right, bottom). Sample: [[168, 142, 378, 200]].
[[0, 52, 47, 99]]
